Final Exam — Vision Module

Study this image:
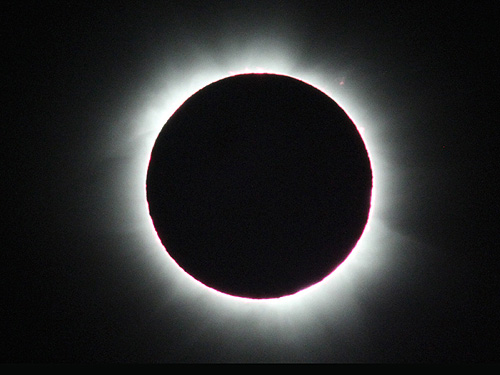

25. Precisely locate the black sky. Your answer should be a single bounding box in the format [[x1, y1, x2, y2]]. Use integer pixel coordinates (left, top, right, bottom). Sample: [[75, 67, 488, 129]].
[[2, 1, 499, 363]]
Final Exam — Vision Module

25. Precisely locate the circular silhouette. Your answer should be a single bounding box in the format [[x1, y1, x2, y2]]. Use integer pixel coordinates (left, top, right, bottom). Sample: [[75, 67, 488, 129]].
[[146, 73, 372, 299]]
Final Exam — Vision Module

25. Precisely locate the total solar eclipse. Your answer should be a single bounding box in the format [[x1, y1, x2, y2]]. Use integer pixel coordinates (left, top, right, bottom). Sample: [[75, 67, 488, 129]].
[[146, 73, 372, 299]]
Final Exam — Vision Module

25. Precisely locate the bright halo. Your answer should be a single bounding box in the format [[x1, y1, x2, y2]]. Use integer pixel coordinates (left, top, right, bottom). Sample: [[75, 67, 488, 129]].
[[104, 44, 396, 334]]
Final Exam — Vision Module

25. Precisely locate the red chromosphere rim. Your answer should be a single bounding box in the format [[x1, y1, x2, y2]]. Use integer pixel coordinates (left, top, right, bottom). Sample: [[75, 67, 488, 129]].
[[146, 73, 372, 299]]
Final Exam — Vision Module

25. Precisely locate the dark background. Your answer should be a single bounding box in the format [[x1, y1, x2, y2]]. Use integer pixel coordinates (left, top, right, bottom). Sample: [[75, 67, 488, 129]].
[[2, 1, 499, 363]]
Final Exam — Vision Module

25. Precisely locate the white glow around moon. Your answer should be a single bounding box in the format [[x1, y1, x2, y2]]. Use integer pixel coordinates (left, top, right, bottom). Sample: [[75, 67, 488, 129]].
[[96, 42, 404, 354]]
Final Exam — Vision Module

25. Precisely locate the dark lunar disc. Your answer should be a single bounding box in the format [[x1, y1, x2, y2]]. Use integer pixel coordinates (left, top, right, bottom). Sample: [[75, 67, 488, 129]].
[[146, 73, 372, 299]]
